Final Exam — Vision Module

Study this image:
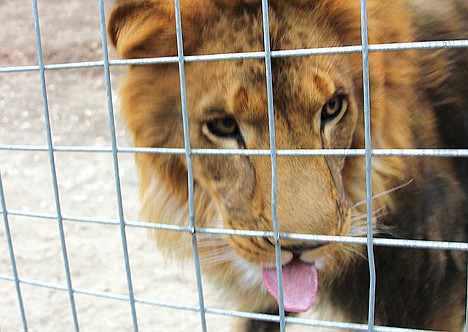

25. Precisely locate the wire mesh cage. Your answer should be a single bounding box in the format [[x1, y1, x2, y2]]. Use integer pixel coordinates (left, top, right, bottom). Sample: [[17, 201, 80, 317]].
[[1, 0, 468, 331]]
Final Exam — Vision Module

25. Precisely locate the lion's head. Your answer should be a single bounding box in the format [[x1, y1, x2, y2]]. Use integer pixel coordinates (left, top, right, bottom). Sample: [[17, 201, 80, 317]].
[[108, 0, 425, 314]]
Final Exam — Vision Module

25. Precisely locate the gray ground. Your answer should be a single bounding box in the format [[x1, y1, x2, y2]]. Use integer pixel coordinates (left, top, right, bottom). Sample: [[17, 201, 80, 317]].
[[0, 0, 229, 330]]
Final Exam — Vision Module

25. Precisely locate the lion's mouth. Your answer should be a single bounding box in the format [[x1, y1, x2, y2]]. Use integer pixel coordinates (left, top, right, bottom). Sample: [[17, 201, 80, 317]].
[[262, 257, 318, 313]]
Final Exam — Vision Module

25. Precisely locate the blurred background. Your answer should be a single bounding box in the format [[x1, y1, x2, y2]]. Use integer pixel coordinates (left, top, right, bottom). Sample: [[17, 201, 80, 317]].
[[0, 0, 228, 330]]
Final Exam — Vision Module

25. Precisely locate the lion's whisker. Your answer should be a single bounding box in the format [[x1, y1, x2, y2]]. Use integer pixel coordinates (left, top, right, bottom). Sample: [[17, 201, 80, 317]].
[[352, 179, 413, 208]]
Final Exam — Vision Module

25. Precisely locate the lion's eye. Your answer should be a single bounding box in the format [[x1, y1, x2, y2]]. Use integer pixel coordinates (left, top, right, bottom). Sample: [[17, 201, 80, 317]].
[[321, 94, 347, 123], [206, 117, 241, 139]]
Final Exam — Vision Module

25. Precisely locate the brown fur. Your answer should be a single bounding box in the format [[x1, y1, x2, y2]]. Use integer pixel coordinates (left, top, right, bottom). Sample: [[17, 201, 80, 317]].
[[108, 0, 467, 330]]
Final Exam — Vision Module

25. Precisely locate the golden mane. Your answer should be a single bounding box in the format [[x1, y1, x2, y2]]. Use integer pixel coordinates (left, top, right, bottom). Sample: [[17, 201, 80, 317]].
[[108, 0, 467, 329]]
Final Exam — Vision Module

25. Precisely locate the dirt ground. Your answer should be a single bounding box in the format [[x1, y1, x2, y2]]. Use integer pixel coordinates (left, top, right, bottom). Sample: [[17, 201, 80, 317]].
[[0, 0, 232, 330]]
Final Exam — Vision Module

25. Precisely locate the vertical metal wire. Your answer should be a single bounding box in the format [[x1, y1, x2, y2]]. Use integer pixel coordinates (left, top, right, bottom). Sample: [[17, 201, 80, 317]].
[[0, 173, 28, 331], [98, 1, 139, 331], [173, 1, 208, 330], [359, 0, 376, 330], [260, 1, 286, 331], [30, 1, 80, 330]]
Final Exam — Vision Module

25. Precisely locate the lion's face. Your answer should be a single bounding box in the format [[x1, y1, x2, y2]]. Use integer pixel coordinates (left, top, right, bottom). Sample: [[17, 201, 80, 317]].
[[109, 0, 362, 265], [106, 0, 468, 327], [185, 53, 358, 266], [108, 0, 409, 312]]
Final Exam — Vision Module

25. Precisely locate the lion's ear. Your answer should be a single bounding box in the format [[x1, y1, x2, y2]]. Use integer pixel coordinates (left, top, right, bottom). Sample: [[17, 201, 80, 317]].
[[107, 1, 175, 59], [107, 0, 213, 59]]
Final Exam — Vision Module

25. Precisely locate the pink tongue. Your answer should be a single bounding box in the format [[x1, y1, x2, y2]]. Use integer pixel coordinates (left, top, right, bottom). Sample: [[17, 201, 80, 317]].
[[262, 259, 318, 313]]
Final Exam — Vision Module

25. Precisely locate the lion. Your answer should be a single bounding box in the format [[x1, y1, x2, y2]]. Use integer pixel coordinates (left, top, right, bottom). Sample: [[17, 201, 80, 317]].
[[107, 0, 468, 330]]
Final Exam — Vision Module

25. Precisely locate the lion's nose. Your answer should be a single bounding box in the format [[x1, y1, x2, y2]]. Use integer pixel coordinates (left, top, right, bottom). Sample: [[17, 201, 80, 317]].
[[281, 242, 326, 254], [265, 237, 326, 253]]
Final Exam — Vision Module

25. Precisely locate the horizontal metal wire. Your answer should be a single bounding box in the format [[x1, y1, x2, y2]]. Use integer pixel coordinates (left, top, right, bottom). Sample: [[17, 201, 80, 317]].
[[1, 39, 467, 73], [1, 145, 468, 158], [3, 209, 467, 251], [0, 274, 432, 332]]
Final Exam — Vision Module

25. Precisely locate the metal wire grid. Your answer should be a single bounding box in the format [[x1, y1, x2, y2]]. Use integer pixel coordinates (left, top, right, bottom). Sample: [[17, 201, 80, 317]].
[[1, 0, 468, 331]]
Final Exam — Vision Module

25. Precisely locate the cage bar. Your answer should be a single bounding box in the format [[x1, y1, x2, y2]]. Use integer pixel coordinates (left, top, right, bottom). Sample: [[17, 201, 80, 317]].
[[173, 0, 208, 330], [359, 0, 377, 330], [97, 0, 139, 330], [260, 0, 287, 331], [1, 209, 467, 251], [2, 144, 468, 158], [1, 39, 468, 74], [30, 0, 80, 330]]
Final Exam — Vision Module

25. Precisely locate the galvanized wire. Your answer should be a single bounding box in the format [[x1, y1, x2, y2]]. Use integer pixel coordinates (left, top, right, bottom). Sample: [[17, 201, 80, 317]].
[[98, 1, 139, 330], [3, 209, 468, 251], [261, 0, 286, 330], [173, 0, 208, 330], [30, 0, 79, 330], [1, 39, 467, 74], [359, 0, 376, 330], [2, 145, 468, 158]]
